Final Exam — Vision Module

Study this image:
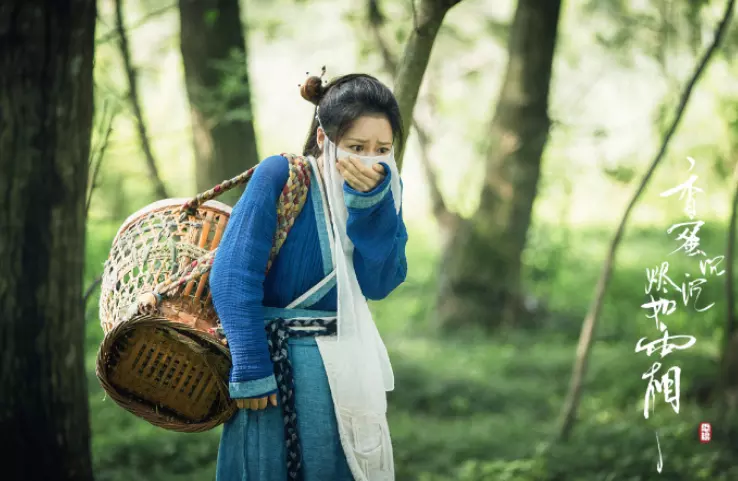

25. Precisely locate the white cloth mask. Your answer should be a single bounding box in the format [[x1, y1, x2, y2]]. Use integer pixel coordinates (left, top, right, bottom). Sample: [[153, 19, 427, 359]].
[[321, 130, 402, 217], [336, 146, 392, 164]]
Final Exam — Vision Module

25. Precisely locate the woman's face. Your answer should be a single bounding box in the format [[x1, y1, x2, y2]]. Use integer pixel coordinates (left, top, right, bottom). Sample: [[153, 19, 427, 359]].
[[318, 114, 393, 157]]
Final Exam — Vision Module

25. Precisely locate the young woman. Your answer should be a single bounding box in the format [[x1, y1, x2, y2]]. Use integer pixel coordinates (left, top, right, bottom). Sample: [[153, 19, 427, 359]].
[[209, 73, 408, 481]]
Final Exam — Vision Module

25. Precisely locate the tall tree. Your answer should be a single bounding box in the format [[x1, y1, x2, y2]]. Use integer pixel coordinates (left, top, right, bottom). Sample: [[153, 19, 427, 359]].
[[179, 0, 259, 204], [0, 1, 97, 480], [719, 156, 738, 424], [436, 0, 562, 331]]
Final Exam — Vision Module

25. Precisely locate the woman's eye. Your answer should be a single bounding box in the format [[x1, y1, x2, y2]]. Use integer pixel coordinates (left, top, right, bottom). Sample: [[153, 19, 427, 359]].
[[350, 145, 363, 152], [378, 148, 390, 155]]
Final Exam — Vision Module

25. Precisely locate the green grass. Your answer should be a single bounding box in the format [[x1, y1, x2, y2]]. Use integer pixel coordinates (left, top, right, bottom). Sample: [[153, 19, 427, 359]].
[[83, 218, 738, 481]]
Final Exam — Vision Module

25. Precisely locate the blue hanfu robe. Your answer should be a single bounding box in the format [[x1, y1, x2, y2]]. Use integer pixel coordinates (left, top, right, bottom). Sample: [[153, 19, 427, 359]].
[[209, 154, 408, 481]]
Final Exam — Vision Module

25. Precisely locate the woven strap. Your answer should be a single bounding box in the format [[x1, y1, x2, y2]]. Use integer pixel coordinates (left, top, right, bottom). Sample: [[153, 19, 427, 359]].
[[179, 168, 255, 221], [268, 154, 311, 273], [139, 155, 311, 309], [266, 318, 337, 481]]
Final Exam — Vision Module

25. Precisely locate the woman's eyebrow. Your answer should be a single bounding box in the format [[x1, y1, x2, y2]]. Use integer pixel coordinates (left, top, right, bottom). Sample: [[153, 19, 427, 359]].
[[346, 137, 392, 146]]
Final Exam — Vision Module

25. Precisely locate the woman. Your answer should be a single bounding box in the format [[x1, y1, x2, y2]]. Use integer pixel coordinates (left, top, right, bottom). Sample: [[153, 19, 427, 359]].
[[209, 72, 408, 481]]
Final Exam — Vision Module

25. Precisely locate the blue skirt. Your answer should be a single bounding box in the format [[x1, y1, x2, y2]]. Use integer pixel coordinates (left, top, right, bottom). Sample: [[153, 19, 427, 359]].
[[215, 337, 354, 481]]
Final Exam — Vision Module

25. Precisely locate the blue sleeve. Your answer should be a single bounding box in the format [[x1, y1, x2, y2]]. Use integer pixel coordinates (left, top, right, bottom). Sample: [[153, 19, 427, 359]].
[[343, 163, 408, 300], [209, 155, 289, 399]]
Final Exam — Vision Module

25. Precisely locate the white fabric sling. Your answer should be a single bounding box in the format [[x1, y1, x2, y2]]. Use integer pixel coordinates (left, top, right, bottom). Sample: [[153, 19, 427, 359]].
[[308, 121, 402, 481]]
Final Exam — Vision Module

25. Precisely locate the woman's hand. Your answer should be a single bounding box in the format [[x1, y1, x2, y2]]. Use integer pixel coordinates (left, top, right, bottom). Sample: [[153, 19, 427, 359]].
[[235, 394, 278, 410], [337, 156, 386, 193]]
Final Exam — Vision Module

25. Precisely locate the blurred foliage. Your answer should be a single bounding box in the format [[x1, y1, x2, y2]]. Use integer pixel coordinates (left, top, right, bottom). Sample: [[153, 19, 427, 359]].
[[85, 213, 737, 480], [81, 0, 738, 479], [193, 48, 255, 125], [602, 163, 638, 184], [580, 0, 736, 188], [583, 0, 715, 68]]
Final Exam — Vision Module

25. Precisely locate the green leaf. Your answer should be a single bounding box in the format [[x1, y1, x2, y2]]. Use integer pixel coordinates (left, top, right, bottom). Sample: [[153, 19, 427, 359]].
[[204, 9, 219, 28], [602, 164, 635, 185], [484, 18, 510, 44]]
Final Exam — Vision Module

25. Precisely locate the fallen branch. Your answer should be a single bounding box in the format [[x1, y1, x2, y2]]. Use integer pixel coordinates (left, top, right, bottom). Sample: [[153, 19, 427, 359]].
[[556, 0, 736, 442]]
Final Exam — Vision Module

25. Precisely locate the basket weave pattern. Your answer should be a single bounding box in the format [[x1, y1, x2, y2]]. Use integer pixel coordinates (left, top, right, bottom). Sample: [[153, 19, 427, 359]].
[[96, 155, 311, 432]]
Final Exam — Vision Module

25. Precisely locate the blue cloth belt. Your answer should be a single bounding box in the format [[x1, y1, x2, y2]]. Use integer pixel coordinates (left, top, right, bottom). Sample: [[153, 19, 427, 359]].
[[265, 314, 336, 481]]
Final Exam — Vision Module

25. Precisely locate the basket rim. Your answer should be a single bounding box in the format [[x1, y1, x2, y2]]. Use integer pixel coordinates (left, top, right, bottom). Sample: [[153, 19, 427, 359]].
[[113, 198, 233, 242], [95, 314, 236, 433]]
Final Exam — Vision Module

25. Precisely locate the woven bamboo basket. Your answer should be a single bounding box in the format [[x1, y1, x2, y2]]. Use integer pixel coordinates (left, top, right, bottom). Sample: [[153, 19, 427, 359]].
[[96, 155, 310, 432]]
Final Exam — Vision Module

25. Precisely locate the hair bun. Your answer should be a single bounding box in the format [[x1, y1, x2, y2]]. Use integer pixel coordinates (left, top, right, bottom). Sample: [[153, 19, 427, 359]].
[[300, 66, 328, 106], [300, 75, 324, 105]]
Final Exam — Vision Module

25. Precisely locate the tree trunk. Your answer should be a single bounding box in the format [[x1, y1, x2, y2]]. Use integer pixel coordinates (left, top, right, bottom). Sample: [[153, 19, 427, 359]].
[[179, 0, 259, 205], [437, 0, 562, 331], [718, 158, 738, 422], [0, 1, 97, 480], [393, 0, 465, 171], [721, 160, 738, 379]]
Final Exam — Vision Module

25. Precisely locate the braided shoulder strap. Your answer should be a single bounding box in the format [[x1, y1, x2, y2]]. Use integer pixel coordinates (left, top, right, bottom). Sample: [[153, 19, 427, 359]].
[[268, 154, 311, 272]]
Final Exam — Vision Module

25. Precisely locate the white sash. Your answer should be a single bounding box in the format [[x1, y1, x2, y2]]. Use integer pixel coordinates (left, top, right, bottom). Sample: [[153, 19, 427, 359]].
[[307, 154, 396, 481]]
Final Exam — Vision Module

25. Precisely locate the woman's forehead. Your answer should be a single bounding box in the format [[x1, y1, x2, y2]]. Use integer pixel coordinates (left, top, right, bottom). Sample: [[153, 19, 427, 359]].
[[344, 115, 392, 141]]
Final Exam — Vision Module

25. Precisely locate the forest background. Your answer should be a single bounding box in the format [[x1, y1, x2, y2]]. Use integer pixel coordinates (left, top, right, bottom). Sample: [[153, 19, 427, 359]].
[[4, 0, 738, 480]]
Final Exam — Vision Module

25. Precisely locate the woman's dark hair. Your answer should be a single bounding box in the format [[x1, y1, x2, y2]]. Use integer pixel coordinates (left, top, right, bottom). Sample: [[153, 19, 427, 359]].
[[300, 72, 404, 158]]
